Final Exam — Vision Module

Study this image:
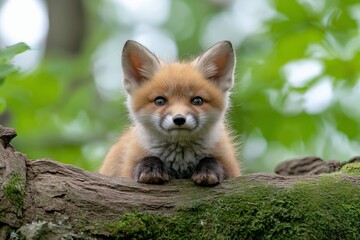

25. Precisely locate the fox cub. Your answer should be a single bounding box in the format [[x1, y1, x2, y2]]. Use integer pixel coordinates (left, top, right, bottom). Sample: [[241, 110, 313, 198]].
[[100, 40, 240, 186]]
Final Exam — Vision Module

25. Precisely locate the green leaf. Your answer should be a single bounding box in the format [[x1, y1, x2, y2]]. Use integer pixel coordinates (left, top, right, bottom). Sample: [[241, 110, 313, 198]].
[[0, 42, 30, 63], [0, 43, 30, 85], [0, 63, 17, 85]]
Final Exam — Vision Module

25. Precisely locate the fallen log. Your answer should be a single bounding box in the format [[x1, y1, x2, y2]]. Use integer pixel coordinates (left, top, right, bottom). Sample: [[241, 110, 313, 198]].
[[0, 124, 359, 239]]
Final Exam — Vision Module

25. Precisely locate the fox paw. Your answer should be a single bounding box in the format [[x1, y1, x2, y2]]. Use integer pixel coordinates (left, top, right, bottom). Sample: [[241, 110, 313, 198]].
[[134, 156, 170, 184], [192, 157, 224, 187]]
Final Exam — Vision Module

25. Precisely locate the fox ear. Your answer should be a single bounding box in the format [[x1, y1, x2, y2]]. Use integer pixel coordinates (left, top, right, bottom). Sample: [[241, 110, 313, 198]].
[[192, 41, 235, 92], [122, 40, 161, 93]]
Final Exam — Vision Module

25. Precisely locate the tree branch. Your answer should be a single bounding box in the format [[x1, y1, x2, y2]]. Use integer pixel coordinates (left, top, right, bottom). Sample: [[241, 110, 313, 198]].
[[1, 124, 359, 239]]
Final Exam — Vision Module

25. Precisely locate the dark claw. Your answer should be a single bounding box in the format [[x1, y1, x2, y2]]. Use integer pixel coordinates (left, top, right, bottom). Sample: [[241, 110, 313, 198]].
[[134, 156, 170, 184], [192, 157, 224, 187]]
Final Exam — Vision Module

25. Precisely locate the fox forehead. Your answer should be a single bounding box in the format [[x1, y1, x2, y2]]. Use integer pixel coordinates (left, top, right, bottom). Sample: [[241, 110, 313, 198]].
[[131, 63, 225, 106]]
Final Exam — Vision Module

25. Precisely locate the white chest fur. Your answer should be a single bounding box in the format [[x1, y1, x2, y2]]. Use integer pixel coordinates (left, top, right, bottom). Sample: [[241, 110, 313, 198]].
[[135, 123, 221, 178], [148, 140, 211, 178]]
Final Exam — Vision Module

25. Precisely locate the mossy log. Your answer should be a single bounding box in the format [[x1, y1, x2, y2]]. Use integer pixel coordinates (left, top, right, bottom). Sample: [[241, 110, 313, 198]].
[[1, 124, 360, 239]]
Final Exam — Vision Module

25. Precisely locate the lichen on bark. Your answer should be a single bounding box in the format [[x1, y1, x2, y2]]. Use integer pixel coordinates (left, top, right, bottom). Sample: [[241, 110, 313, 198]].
[[340, 163, 360, 176], [2, 172, 26, 210]]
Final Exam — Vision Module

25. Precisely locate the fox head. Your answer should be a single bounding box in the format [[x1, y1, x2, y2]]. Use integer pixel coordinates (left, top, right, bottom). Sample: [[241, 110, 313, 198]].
[[121, 40, 235, 140]]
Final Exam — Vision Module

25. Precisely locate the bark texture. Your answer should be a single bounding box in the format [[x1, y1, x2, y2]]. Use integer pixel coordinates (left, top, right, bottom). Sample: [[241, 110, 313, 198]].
[[1, 124, 360, 239]]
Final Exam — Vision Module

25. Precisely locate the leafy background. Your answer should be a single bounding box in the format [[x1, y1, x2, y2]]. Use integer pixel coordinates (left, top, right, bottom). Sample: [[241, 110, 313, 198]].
[[0, 0, 360, 173]]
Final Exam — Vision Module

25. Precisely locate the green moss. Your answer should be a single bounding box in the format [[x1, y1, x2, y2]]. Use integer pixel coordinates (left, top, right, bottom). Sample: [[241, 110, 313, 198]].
[[2, 172, 25, 209], [340, 163, 360, 175], [89, 176, 360, 240], [101, 212, 166, 239]]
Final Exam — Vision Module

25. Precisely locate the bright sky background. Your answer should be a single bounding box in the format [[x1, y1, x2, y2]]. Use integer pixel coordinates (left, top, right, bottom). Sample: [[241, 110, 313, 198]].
[[0, 0, 48, 70]]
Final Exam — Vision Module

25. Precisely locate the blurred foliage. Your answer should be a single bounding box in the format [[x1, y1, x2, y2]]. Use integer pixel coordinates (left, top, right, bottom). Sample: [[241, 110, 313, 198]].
[[1, 0, 360, 173], [234, 0, 360, 172], [0, 42, 29, 112], [0, 42, 29, 85]]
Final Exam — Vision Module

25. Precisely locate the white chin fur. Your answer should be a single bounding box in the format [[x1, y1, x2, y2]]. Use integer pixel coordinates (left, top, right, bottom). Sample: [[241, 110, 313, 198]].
[[135, 110, 223, 140], [160, 114, 198, 132]]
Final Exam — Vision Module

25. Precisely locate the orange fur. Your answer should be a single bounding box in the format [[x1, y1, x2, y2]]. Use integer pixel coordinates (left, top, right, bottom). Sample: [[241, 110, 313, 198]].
[[100, 40, 241, 182]]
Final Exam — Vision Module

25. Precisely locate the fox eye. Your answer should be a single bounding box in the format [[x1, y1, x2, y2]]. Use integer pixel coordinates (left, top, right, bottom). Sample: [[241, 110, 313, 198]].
[[191, 96, 203, 106], [154, 96, 167, 106]]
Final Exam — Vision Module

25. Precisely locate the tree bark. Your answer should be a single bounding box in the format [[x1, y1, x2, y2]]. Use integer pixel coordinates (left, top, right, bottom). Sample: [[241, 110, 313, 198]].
[[1, 124, 360, 239], [45, 0, 85, 56]]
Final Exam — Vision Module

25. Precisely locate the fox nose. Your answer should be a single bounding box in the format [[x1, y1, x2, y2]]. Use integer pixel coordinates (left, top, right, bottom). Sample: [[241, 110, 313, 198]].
[[173, 114, 186, 126]]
